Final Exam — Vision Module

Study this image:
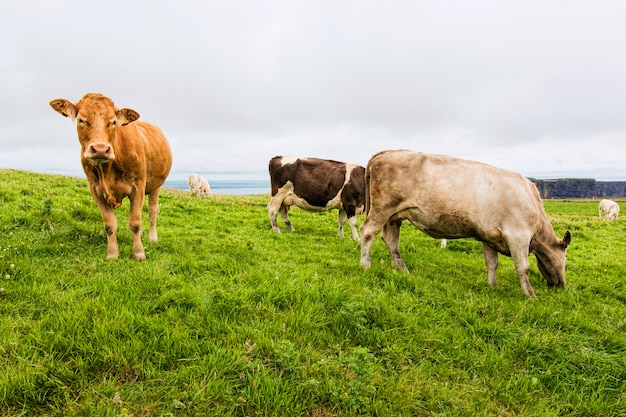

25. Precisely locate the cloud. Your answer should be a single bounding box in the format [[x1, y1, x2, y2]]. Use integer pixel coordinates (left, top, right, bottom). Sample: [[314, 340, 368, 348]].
[[2, 0, 626, 181]]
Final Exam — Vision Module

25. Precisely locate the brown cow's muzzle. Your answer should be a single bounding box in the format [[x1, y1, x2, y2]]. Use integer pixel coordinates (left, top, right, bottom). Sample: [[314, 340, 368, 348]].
[[85, 143, 115, 163]]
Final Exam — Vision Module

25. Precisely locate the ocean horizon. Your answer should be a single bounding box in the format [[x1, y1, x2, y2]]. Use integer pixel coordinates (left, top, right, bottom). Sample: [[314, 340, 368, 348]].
[[164, 178, 270, 195]]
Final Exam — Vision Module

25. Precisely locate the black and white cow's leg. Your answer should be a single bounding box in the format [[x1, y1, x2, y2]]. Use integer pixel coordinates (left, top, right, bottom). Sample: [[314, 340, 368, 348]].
[[347, 215, 359, 240], [279, 204, 294, 231], [381, 217, 408, 272], [337, 209, 347, 237], [343, 206, 359, 240], [267, 196, 283, 233], [482, 242, 499, 288]]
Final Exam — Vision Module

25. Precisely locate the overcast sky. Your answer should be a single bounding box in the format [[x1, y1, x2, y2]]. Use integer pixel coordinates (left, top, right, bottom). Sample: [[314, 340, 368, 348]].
[[2, 0, 626, 181]]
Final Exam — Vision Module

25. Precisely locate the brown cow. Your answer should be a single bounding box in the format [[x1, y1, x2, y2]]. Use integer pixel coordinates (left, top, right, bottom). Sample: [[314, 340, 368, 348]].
[[268, 156, 365, 239], [50, 93, 172, 260], [359, 150, 571, 298]]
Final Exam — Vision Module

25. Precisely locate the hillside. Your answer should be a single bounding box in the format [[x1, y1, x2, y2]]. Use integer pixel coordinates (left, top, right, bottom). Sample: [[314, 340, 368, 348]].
[[0, 169, 624, 416], [531, 178, 626, 198]]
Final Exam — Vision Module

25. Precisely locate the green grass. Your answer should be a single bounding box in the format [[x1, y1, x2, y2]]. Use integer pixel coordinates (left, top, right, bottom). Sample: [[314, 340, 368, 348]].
[[0, 169, 624, 416]]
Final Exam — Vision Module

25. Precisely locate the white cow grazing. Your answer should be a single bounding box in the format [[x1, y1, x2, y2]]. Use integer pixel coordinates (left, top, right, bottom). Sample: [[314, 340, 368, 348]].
[[360, 150, 571, 299], [599, 199, 620, 221], [188, 174, 212, 196]]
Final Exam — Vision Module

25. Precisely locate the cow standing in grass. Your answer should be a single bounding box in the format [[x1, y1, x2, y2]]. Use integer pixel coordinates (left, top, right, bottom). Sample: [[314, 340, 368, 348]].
[[359, 150, 571, 298], [598, 199, 620, 221], [267, 156, 365, 239], [50, 93, 172, 260], [188, 174, 212, 196]]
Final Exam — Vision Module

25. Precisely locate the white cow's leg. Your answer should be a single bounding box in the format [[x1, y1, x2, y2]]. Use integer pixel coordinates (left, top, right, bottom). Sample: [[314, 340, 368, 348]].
[[337, 209, 347, 237], [381, 218, 408, 272], [482, 242, 499, 287], [509, 243, 536, 299], [147, 188, 161, 243], [441, 239, 447, 249], [360, 208, 398, 269], [128, 192, 146, 261], [360, 217, 383, 269]]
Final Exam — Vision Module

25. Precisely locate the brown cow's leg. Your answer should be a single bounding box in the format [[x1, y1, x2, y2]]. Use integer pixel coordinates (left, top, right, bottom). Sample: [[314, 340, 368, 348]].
[[381, 218, 408, 272], [128, 193, 146, 261], [89, 187, 119, 259], [482, 243, 499, 287], [103, 209, 119, 259], [148, 188, 161, 243]]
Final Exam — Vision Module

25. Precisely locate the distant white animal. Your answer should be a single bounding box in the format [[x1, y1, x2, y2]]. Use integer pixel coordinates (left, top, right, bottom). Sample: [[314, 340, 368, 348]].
[[598, 199, 620, 221], [188, 174, 212, 196]]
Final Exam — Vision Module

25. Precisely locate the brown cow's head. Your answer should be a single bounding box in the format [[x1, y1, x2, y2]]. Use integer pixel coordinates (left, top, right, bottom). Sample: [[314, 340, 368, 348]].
[[535, 230, 571, 287], [50, 93, 140, 164]]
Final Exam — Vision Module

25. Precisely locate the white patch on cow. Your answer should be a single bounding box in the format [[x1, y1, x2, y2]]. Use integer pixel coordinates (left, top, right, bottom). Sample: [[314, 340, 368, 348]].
[[280, 156, 302, 166]]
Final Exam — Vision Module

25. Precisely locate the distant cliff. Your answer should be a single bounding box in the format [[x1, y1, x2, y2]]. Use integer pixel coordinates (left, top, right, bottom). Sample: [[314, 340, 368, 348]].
[[530, 179, 626, 199]]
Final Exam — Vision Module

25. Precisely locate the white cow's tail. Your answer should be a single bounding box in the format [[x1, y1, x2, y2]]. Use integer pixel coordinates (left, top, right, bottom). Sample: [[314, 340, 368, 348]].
[[364, 162, 371, 216]]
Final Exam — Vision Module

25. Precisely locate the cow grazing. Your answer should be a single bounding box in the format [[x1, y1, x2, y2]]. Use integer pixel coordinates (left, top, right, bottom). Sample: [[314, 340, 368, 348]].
[[359, 150, 571, 298], [50, 93, 172, 260], [188, 174, 212, 196], [267, 156, 366, 239], [599, 199, 620, 221]]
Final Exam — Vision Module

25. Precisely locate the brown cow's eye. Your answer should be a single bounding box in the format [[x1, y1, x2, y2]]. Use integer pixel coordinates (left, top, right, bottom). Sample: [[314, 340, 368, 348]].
[[77, 118, 89, 126], [109, 120, 117, 127]]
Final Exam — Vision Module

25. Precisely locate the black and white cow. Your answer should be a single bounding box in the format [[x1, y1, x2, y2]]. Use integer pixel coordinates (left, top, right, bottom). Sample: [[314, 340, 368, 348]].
[[267, 156, 365, 239]]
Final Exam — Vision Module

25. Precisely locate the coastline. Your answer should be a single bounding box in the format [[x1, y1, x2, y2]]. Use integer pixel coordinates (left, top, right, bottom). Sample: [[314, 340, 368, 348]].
[[164, 179, 269, 195]]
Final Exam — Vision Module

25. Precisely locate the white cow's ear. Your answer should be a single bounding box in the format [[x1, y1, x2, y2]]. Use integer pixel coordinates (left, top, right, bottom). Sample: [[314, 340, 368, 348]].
[[561, 230, 571, 248], [50, 99, 77, 120], [117, 108, 140, 125]]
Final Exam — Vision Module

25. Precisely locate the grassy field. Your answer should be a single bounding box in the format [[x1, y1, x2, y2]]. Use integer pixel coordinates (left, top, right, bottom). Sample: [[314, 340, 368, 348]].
[[0, 169, 624, 416]]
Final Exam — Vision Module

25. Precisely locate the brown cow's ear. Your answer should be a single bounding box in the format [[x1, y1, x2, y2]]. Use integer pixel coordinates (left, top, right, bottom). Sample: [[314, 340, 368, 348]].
[[50, 99, 77, 120], [118, 108, 140, 125]]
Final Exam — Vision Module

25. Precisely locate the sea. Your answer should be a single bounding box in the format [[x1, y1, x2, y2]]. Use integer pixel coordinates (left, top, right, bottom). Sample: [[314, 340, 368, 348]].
[[164, 178, 270, 195]]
